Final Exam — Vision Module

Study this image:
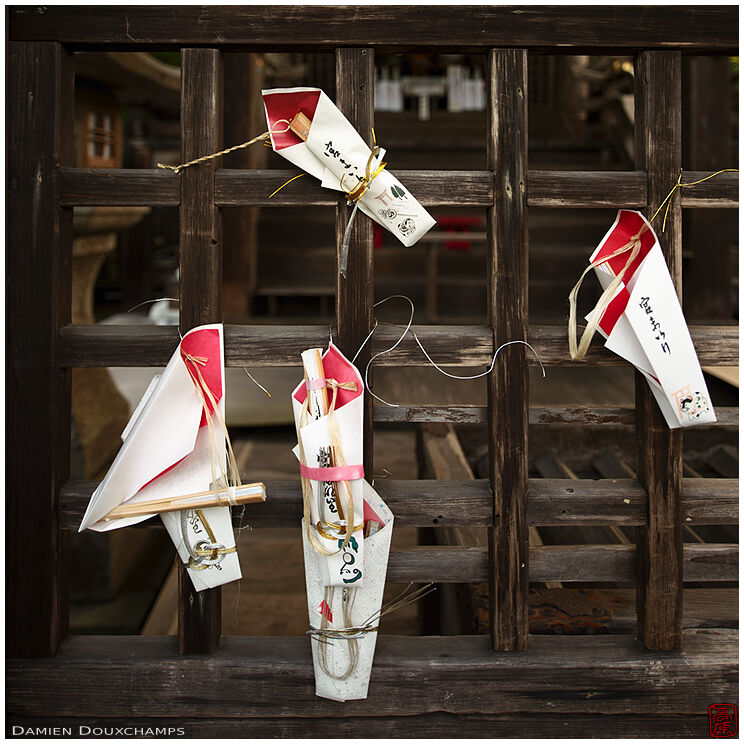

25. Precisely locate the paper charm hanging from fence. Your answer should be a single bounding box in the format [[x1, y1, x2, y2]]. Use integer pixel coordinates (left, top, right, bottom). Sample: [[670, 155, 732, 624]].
[[262, 87, 436, 274], [569, 209, 716, 428], [79, 324, 266, 590], [291, 342, 394, 701]]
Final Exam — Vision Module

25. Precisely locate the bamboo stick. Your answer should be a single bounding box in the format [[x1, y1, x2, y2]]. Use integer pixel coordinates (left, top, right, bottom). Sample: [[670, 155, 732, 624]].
[[102, 482, 266, 521]]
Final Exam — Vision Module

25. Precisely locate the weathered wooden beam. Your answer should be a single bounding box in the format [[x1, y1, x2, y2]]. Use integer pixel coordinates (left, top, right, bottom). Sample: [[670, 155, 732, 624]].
[[487, 48, 529, 650], [335, 47, 375, 476], [59, 168, 180, 206], [374, 405, 737, 427], [56, 323, 739, 368], [59, 477, 738, 530], [7, 41, 74, 657], [177, 48, 223, 655], [9, 6, 738, 52], [634, 51, 684, 651], [527, 170, 646, 208], [6, 632, 738, 717]]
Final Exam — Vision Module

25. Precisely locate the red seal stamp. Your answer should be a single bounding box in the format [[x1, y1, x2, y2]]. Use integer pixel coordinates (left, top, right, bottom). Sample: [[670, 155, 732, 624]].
[[709, 704, 737, 737]]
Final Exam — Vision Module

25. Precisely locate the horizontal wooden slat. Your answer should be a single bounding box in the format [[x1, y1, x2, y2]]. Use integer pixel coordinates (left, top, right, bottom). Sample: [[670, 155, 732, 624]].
[[528, 170, 646, 208], [58, 168, 738, 210], [375, 405, 737, 426], [6, 631, 737, 718], [530, 544, 738, 584], [60, 479, 493, 530], [57, 323, 739, 368], [61, 478, 737, 530], [216, 170, 494, 207], [682, 479, 739, 525], [388, 546, 486, 582], [60, 169, 180, 206], [10, 7, 738, 52], [679, 170, 739, 208], [374, 405, 488, 424], [529, 479, 645, 525], [528, 324, 739, 367]]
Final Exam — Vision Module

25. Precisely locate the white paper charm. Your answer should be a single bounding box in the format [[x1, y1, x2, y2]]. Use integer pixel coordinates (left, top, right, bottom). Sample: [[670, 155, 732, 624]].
[[303, 481, 394, 702], [292, 343, 395, 700], [587, 210, 716, 428], [263, 87, 436, 248], [79, 324, 242, 590]]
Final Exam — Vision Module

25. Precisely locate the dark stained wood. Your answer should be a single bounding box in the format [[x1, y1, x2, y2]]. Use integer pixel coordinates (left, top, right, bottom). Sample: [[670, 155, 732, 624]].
[[634, 51, 684, 651], [3, 713, 720, 739], [528, 479, 645, 526], [7, 42, 74, 657], [216, 169, 494, 208], [9, 6, 738, 53], [177, 48, 223, 654], [528, 170, 646, 208], [335, 47, 375, 475], [487, 49, 529, 651], [6, 632, 738, 716], [388, 547, 487, 583], [60, 169, 735, 211], [527, 324, 740, 367], [680, 170, 739, 208], [59, 477, 737, 530], [60, 479, 493, 529], [681, 479, 739, 524], [59, 168, 180, 206], [56, 322, 739, 368], [684, 544, 739, 582]]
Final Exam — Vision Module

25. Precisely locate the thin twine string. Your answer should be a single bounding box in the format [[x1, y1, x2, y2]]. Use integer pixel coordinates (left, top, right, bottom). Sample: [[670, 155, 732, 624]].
[[568, 167, 738, 361], [125, 297, 271, 397], [340, 132, 387, 277], [156, 119, 293, 174], [310, 582, 435, 643], [349, 294, 545, 408]]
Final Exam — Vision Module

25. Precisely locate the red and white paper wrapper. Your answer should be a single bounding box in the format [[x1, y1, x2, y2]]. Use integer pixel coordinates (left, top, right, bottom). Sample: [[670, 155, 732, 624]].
[[263, 86, 436, 247], [291, 343, 394, 701], [589, 210, 716, 428], [79, 324, 241, 590]]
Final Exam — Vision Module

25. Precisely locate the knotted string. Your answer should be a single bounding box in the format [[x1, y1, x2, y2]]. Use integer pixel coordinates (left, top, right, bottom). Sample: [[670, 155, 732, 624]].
[[310, 582, 435, 643], [180, 352, 243, 568], [156, 119, 293, 174], [339, 134, 387, 277], [567, 167, 738, 361]]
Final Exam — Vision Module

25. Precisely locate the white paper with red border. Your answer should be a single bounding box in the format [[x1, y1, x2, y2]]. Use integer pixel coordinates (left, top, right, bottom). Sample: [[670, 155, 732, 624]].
[[291, 343, 394, 700], [262, 86, 436, 247], [588, 210, 715, 428], [291, 343, 367, 587], [78, 324, 241, 590], [303, 480, 393, 701]]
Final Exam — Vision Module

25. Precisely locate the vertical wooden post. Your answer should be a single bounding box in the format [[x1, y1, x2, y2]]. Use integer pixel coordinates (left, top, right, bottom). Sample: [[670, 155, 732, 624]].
[[335, 47, 375, 474], [486, 49, 529, 650], [178, 48, 224, 654], [634, 51, 684, 650], [7, 42, 74, 657]]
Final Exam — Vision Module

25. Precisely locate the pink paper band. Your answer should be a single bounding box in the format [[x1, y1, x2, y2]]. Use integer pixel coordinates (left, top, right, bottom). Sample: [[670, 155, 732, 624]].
[[300, 463, 364, 482], [305, 378, 326, 391]]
